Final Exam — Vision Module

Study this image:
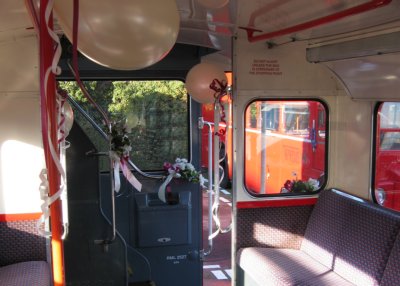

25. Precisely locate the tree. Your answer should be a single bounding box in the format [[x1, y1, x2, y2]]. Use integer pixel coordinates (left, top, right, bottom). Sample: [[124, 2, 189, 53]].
[[58, 80, 189, 170]]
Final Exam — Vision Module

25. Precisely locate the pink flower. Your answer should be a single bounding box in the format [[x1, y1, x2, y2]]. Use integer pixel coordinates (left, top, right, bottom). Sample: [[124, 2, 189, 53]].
[[163, 162, 172, 171], [284, 180, 293, 191]]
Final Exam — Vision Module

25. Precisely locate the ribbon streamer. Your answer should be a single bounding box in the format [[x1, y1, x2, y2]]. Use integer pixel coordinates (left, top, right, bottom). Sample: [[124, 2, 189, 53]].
[[158, 173, 175, 203], [209, 79, 229, 141], [110, 151, 142, 193], [121, 158, 142, 192], [37, 0, 69, 238]]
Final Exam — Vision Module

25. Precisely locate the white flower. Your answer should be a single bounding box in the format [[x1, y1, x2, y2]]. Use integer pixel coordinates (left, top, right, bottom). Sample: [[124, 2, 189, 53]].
[[199, 174, 208, 187], [174, 173, 182, 178], [186, 163, 195, 171], [308, 178, 319, 190], [176, 162, 186, 170], [176, 158, 188, 163]]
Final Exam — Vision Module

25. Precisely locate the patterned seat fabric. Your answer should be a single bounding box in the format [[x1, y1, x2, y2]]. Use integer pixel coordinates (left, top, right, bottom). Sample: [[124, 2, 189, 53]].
[[0, 261, 51, 286], [237, 247, 353, 286], [380, 232, 400, 286], [237, 189, 400, 286]]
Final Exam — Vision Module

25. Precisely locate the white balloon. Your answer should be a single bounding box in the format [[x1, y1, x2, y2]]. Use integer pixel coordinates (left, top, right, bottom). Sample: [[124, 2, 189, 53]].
[[185, 62, 227, 104], [64, 101, 74, 137], [54, 0, 180, 70], [197, 0, 229, 9]]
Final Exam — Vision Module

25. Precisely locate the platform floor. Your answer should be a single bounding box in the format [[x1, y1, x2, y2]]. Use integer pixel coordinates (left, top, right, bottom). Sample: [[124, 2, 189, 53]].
[[202, 189, 232, 286]]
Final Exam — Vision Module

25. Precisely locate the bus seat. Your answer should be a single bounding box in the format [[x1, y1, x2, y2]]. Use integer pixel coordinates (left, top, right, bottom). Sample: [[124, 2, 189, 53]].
[[381, 231, 400, 285], [237, 189, 400, 286], [0, 219, 51, 286], [0, 261, 50, 286]]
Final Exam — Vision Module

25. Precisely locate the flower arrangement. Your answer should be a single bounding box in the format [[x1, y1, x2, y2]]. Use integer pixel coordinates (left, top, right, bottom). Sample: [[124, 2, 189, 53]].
[[110, 121, 132, 159], [163, 158, 205, 184], [109, 120, 142, 193], [281, 178, 319, 193], [158, 158, 206, 203]]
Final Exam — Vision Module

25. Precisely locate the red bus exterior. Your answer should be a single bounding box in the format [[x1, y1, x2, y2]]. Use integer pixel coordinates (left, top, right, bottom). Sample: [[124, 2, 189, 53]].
[[201, 97, 326, 194], [375, 102, 400, 211]]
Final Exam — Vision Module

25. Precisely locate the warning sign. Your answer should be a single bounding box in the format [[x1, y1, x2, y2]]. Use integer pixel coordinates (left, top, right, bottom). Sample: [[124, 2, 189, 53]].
[[249, 59, 282, 76]]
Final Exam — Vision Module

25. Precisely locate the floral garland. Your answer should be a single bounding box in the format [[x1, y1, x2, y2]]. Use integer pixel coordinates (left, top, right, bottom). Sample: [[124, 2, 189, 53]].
[[281, 177, 319, 193], [110, 121, 132, 159]]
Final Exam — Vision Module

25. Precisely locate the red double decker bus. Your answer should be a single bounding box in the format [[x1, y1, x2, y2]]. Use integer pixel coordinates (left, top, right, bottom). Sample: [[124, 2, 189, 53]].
[[202, 98, 326, 194]]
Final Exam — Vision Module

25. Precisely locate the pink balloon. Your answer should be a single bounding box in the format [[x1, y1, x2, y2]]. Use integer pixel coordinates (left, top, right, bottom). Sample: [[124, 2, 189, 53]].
[[185, 63, 227, 104]]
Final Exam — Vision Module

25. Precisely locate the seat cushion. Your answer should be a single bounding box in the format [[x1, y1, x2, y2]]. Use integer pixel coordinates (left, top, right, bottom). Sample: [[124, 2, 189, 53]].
[[302, 189, 400, 286], [0, 261, 51, 286], [332, 199, 400, 286], [301, 190, 353, 268], [380, 232, 400, 286], [237, 247, 353, 286]]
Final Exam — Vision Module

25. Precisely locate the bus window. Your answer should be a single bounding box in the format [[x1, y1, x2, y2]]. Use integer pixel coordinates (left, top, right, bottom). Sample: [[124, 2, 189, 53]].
[[58, 80, 189, 171], [374, 102, 400, 211], [284, 104, 310, 136], [263, 103, 279, 131], [244, 100, 327, 195]]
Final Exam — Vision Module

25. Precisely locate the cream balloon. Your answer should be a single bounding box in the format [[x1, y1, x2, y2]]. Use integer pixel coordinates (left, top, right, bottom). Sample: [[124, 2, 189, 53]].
[[197, 0, 229, 9], [54, 0, 180, 70], [185, 62, 227, 104], [64, 101, 74, 138]]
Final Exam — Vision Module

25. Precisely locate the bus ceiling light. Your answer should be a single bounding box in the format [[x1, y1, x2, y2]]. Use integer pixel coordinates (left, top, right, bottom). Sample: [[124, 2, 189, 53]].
[[53, 0, 180, 70], [306, 31, 400, 63]]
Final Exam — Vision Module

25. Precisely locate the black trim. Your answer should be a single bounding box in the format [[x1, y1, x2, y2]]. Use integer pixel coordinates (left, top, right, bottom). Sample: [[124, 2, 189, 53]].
[[371, 102, 382, 205], [242, 98, 329, 198]]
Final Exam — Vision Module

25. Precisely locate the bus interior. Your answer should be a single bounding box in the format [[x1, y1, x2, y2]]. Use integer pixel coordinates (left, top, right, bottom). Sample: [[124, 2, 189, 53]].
[[2, 0, 400, 285]]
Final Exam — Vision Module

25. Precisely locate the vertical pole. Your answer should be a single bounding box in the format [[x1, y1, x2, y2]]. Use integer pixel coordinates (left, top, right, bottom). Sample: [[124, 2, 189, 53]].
[[260, 102, 267, 194], [207, 123, 213, 253], [39, 1, 65, 285], [213, 104, 220, 204]]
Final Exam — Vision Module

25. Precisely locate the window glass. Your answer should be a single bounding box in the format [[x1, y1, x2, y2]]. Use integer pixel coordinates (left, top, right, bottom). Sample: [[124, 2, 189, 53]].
[[374, 102, 400, 211], [244, 100, 326, 195], [59, 80, 189, 171], [284, 104, 310, 136]]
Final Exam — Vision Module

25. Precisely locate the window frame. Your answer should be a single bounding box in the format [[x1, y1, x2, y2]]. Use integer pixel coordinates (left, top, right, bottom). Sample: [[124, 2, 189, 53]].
[[59, 79, 192, 172], [372, 102, 400, 210], [243, 98, 329, 197]]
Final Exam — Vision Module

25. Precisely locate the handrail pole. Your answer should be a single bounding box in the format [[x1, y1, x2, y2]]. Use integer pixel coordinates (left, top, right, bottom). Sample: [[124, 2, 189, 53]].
[[242, 0, 392, 43], [203, 121, 214, 256]]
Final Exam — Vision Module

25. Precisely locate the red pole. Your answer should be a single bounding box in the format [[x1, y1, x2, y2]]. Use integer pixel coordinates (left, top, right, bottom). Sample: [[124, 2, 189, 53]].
[[242, 0, 392, 43], [39, 1, 65, 285]]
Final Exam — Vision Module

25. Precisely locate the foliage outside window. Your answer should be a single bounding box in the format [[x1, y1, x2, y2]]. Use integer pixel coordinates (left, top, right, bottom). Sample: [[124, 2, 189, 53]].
[[374, 102, 400, 211], [244, 100, 326, 195], [59, 80, 189, 171]]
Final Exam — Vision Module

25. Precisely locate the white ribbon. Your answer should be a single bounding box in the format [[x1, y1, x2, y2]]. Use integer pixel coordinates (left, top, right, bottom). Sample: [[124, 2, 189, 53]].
[[120, 159, 142, 192], [37, 0, 67, 238], [158, 173, 175, 203], [113, 160, 121, 192], [110, 151, 142, 193], [158, 172, 207, 203]]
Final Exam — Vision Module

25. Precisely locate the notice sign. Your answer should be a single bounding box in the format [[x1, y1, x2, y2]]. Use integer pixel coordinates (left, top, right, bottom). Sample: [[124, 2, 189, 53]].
[[249, 59, 282, 76]]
